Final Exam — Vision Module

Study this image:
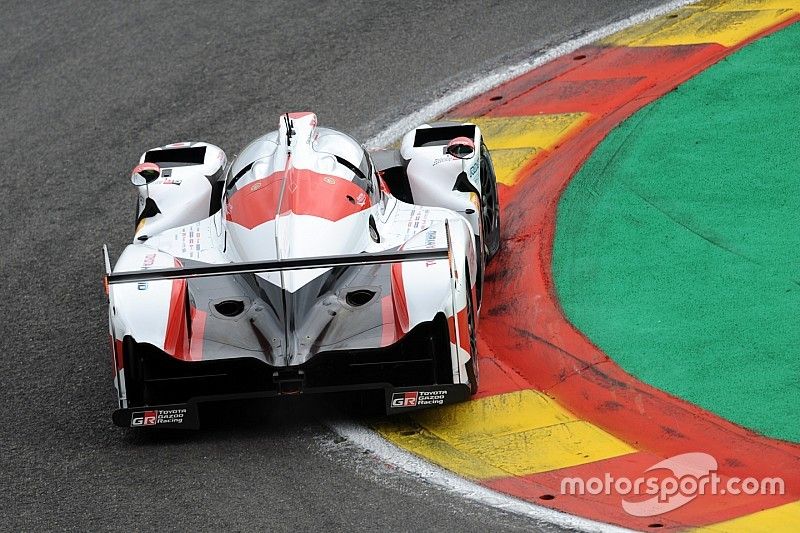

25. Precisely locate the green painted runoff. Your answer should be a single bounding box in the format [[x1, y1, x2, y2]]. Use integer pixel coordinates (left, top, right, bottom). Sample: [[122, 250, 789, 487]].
[[552, 23, 800, 442]]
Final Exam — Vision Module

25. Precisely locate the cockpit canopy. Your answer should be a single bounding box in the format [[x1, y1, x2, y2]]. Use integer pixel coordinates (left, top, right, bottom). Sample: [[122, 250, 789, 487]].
[[224, 127, 379, 205]]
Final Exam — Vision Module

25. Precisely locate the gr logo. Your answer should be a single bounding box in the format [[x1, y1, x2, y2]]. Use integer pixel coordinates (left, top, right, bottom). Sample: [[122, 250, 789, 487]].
[[391, 391, 418, 407], [131, 410, 157, 427]]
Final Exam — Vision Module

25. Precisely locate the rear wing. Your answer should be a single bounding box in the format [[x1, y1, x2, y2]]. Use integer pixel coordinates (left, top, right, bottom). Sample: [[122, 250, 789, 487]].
[[103, 219, 457, 284], [103, 247, 449, 284]]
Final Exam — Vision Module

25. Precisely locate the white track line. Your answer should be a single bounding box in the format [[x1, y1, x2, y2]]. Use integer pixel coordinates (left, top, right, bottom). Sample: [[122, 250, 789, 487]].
[[332, 420, 636, 533], [334, 1, 696, 531], [365, 0, 695, 149]]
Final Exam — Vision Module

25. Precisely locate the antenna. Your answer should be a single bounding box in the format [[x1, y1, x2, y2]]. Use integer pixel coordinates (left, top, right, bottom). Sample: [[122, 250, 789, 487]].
[[284, 114, 295, 149]]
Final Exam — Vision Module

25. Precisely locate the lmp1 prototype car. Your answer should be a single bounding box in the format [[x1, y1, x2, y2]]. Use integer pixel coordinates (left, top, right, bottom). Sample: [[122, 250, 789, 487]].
[[103, 112, 500, 428]]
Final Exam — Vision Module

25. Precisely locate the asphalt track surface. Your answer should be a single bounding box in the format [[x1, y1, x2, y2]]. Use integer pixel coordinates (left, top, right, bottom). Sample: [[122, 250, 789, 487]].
[[1, 1, 661, 531]]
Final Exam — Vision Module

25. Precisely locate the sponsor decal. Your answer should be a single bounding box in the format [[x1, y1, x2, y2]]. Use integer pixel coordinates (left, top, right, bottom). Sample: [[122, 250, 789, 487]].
[[424, 230, 439, 266], [178, 227, 202, 256], [405, 207, 430, 239], [136, 253, 158, 290], [136, 250, 156, 291], [391, 390, 448, 408], [469, 160, 479, 177], [323, 176, 336, 185], [424, 230, 438, 248], [162, 179, 182, 185], [131, 408, 187, 427], [392, 391, 417, 407], [136, 254, 156, 291], [432, 155, 456, 166]]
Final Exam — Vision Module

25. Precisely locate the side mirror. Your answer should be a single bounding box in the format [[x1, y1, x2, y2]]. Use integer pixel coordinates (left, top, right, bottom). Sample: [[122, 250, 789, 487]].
[[131, 162, 161, 186], [446, 136, 475, 160]]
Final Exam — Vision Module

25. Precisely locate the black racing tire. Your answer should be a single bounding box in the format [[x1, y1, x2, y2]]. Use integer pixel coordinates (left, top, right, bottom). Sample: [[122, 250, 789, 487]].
[[464, 264, 480, 395], [480, 142, 501, 262]]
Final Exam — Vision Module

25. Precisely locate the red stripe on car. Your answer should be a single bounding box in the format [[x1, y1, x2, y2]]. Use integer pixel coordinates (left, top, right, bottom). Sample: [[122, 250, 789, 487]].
[[187, 306, 207, 361], [379, 295, 397, 347], [163, 266, 189, 359], [162, 258, 207, 362], [447, 306, 471, 353], [110, 336, 124, 375], [226, 168, 371, 229], [390, 262, 409, 336]]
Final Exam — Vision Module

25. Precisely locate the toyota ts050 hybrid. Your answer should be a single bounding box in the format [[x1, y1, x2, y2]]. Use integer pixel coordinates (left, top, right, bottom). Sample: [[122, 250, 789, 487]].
[[103, 112, 500, 428]]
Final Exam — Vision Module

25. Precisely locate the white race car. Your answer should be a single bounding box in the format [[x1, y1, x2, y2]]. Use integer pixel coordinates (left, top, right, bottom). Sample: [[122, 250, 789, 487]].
[[103, 112, 500, 428]]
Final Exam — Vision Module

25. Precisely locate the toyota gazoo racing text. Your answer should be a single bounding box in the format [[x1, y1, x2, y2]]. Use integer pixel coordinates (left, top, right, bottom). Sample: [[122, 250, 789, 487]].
[[103, 112, 501, 429]]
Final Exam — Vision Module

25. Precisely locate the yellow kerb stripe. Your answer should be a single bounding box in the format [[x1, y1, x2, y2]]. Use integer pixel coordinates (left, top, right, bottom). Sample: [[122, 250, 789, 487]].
[[460, 114, 589, 185], [490, 148, 542, 186], [602, 0, 800, 48], [695, 500, 800, 532], [693, 0, 800, 11], [375, 390, 636, 480]]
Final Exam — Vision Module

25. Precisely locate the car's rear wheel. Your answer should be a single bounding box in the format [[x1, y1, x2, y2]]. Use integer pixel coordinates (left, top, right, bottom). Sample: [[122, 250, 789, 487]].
[[480, 142, 501, 262]]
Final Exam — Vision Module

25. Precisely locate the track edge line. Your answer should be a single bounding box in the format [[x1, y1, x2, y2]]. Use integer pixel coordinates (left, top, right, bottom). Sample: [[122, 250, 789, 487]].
[[329, 420, 638, 533]]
